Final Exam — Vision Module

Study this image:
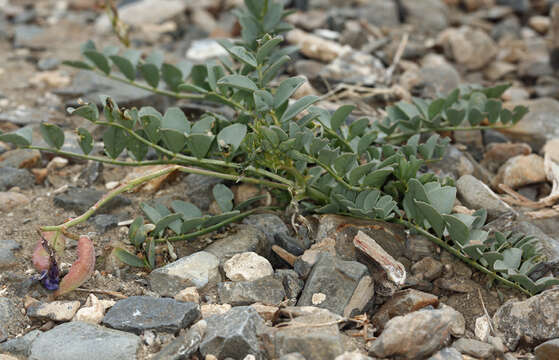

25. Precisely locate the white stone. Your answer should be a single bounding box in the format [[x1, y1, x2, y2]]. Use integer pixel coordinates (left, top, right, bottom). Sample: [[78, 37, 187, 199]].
[[201, 304, 231, 319], [186, 39, 228, 62], [28, 300, 80, 322], [475, 316, 491, 342], [72, 294, 113, 324], [312, 292, 326, 305], [223, 252, 274, 282]]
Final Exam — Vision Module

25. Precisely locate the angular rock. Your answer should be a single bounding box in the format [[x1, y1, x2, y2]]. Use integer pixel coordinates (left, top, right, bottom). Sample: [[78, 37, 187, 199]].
[[500, 98, 559, 150], [28, 321, 141, 360], [72, 294, 112, 324], [205, 225, 270, 263], [411, 257, 443, 281], [297, 253, 369, 315], [152, 320, 206, 360], [89, 214, 120, 233], [315, 215, 406, 261], [372, 289, 439, 330], [456, 175, 514, 219], [224, 252, 274, 282], [0, 297, 25, 338], [201, 304, 231, 319], [492, 288, 559, 350], [0, 167, 34, 191], [0, 240, 21, 268], [148, 251, 220, 296], [535, 338, 559, 360], [102, 296, 200, 334], [53, 187, 131, 214], [261, 307, 345, 360], [174, 287, 200, 304], [493, 154, 547, 189], [242, 213, 289, 245], [0, 330, 41, 357], [27, 301, 81, 322], [199, 306, 264, 359], [275, 269, 304, 299], [442, 26, 497, 70], [218, 276, 286, 306], [251, 303, 279, 321], [452, 338, 495, 359], [369, 306, 465, 359]]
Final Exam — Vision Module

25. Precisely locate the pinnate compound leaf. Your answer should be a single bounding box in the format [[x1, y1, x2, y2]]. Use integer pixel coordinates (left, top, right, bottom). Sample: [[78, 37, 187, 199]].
[[0, 126, 32, 147], [415, 201, 445, 237], [217, 74, 258, 92], [186, 134, 214, 158], [171, 201, 202, 219], [139, 63, 160, 88], [103, 126, 127, 159], [54, 235, 95, 296], [274, 77, 305, 108], [62, 60, 93, 70], [69, 103, 99, 122], [161, 63, 184, 91], [280, 95, 319, 122], [109, 55, 136, 81], [228, 46, 258, 67], [40, 123, 65, 149], [330, 105, 355, 131]]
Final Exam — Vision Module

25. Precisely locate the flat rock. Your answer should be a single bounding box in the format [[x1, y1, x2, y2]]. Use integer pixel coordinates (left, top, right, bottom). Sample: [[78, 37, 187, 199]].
[[148, 251, 220, 296], [500, 98, 559, 150], [199, 306, 265, 359], [218, 276, 286, 306], [0, 167, 34, 191], [452, 338, 495, 359], [492, 288, 559, 350], [205, 224, 270, 263], [28, 321, 141, 360], [481, 143, 532, 173], [369, 306, 465, 359], [0, 107, 47, 125], [0, 240, 21, 268], [152, 320, 206, 360], [89, 214, 120, 233], [27, 301, 81, 322], [297, 253, 369, 315], [53, 187, 131, 214], [261, 307, 345, 360], [223, 252, 274, 281], [427, 347, 462, 360], [535, 338, 559, 360], [102, 296, 200, 334], [372, 289, 439, 330], [275, 269, 304, 299], [456, 175, 514, 220], [493, 154, 547, 189]]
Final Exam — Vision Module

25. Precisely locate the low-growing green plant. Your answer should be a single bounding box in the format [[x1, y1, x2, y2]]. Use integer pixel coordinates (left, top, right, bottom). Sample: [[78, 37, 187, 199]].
[[3, 0, 558, 296]]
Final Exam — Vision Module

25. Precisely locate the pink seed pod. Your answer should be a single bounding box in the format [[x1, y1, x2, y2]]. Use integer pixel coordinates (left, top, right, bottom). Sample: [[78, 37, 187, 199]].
[[54, 235, 96, 297]]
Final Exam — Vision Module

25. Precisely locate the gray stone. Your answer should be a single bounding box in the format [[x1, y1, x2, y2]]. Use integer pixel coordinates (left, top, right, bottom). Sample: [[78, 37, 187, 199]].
[[13, 25, 44, 48], [535, 338, 559, 360], [319, 52, 385, 86], [0, 240, 21, 268], [0, 167, 34, 191], [205, 225, 270, 263], [152, 320, 206, 360], [27, 301, 81, 322], [362, 0, 400, 27], [0, 330, 41, 357], [456, 175, 515, 220], [496, 0, 530, 13], [0, 149, 40, 169], [37, 57, 60, 71], [452, 338, 495, 358], [415, 64, 461, 99], [53, 187, 131, 214], [0, 108, 47, 125], [297, 254, 369, 315], [400, 0, 448, 34], [411, 257, 443, 281], [184, 174, 223, 211], [427, 145, 472, 181], [428, 347, 463, 360], [102, 296, 200, 334], [148, 251, 221, 297], [261, 307, 345, 360], [369, 306, 465, 359], [28, 321, 141, 360], [372, 289, 439, 331], [275, 270, 304, 299], [0, 297, 24, 338], [89, 214, 120, 233], [493, 288, 559, 350], [242, 213, 289, 245], [199, 306, 265, 359], [500, 98, 559, 151], [218, 276, 286, 306]]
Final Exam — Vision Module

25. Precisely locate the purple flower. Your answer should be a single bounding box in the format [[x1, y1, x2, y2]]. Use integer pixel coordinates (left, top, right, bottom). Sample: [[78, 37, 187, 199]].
[[34, 231, 60, 291]]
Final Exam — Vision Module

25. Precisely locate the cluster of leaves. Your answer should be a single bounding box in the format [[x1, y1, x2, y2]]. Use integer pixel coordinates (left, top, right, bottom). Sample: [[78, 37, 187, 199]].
[[114, 184, 266, 270], [2, 0, 557, 296]]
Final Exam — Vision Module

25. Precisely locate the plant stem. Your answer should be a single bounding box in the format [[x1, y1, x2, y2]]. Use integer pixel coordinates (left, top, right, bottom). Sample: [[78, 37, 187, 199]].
[[176, 166, 290, 190], [320, 123, 353, 153], [41, 166, 180, 232], [393, 218, 532, 296], [98, 70, 204, 100]]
